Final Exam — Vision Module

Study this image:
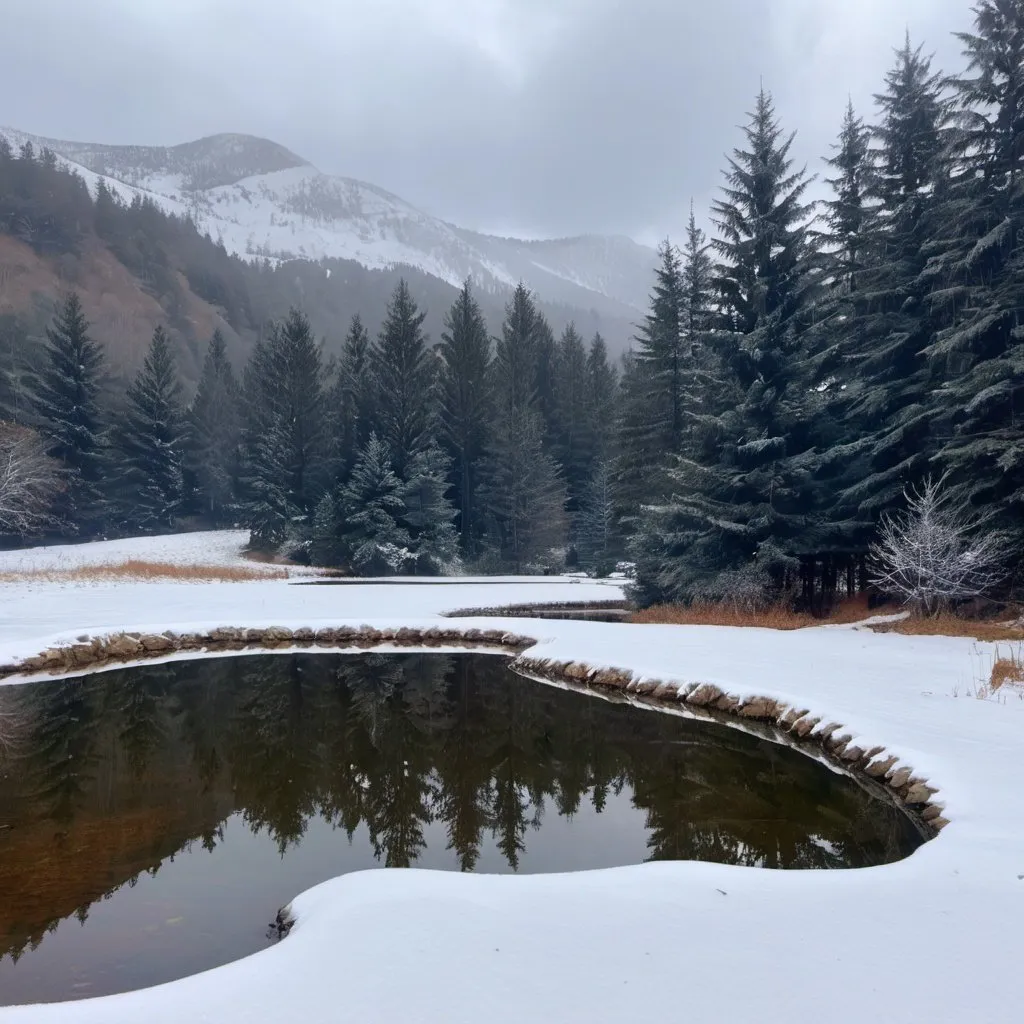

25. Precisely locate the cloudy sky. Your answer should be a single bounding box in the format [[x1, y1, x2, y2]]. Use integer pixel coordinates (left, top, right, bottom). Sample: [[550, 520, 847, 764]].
[[3, 0, 971, 243]]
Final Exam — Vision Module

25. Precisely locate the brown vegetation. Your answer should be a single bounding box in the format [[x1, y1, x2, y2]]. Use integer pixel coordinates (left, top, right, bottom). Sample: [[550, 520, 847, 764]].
[[629, 594, 878, 630], [0, 559, 288, 584], [870, 613, 1024, 643], [990, 652, 1024, 690]]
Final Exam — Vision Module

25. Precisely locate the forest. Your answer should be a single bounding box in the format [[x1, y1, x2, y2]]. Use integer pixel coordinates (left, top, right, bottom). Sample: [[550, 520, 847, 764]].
[[1, 0, 1022, 610]]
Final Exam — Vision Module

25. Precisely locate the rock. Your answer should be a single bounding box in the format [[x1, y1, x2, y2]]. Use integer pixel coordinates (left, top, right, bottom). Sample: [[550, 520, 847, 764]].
[[862, 746, 885, 761], [715, 694, 740, 713], [43, 647, 64, 664], [887, 767, 913, 790], [314, 627, 338, 644], [931, 816, 950, 831], [563, 662, 592, 681], [242, 628, 266, 644], [652, 682, 676, 700], [817, 722, 842, 743], [780, 707, 809, 728], [903, 783, 935, 805], [865, 755, 898, 778], [334, 627, 358, 645], [827, 733, 852, 753], [685, 683, 723, 707], [462, 628, 483, 641], [633, 679, 661, 696], [840, 745, 864, 763], [210, 627, 243, 643], [68, 642, 100, 666], [792, 716, 820, 739], [139, 634, 173, 653], [394, 627, 418, 645], [19, 655, 47, 672], [739, 697, 777, 720], [921, 804, 944, 822], [480, 629, 506, 644], [263, 627, 294, 643], [104, 634, 142, 658], [592, 667, 631, 689]]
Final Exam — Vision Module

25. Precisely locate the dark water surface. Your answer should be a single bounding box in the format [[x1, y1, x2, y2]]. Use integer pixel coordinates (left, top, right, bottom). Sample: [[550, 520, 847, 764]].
[[0, 653, 922, 1004]]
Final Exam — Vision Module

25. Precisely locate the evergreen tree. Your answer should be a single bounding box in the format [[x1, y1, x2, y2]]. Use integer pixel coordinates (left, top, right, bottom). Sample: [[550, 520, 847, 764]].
[[552, 322, 592, 516], [108, 326, 185, 532], [584, 332, 618, 461], [402, 444, 462, 574], [481, 407, 567, 571], [826, 36, 949, 538], [29, 293, 105, 533], [923, 0, 1024, 542], [240, 308, 330, 549], [575, 459, 617, 573], [184, 330, 240, 524], [372, 279, 431, 478], [334, 314, 375, 479], [438, 282, 492, 553], [495, 283, 544, 415], [631, 88, 818, 603], [338, 433, 412, 575]]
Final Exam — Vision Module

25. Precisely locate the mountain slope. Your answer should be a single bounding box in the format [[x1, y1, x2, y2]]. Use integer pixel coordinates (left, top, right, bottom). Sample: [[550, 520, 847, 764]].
[[0, 128, 656, 317]]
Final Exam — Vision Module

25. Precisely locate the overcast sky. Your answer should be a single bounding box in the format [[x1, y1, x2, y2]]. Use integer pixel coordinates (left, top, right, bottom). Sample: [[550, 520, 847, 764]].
[[3, 0, 972, 243]]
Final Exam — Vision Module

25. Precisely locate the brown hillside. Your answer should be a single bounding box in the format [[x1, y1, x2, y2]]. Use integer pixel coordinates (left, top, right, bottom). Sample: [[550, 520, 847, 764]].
[[0, 234, 245, 385]]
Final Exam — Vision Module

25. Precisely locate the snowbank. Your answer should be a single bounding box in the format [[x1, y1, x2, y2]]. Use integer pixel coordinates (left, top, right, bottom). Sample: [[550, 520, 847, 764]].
[[0, 532, 1021, 1023]]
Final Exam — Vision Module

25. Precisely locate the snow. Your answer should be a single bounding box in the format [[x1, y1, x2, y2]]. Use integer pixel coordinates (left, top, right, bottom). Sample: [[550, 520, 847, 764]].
[[1, 530, 1022, 1022]]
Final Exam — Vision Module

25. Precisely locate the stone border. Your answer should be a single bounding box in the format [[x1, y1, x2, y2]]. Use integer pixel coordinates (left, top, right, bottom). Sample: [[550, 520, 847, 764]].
[[0, 625, 946, 836]]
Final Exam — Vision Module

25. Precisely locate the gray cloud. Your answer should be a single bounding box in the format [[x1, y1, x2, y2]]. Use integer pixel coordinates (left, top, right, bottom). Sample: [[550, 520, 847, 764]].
[[3, 0, 971, 242]]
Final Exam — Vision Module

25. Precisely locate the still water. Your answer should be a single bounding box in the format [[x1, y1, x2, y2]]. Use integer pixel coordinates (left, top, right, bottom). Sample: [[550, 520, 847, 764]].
[[0, 653, 922, 1003]]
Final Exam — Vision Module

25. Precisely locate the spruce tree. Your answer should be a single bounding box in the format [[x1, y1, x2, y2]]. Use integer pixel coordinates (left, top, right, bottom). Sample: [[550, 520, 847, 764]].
[[30, 293, 105, 534], [827, 36, 949, 537], [584, 332, 618, 461], [240, 308, 330, 549], [576, 459, 617, 574], [334, 314, 375, 479], [438, 282, 492, 553], [402, 444, 462, 575], [184, 330, 241, 524], [631, 88, 818, 603], [552, 322, 592, 516], [495, 283, 544, 414], [338, 433, 412, 575], [372, 279, 431, 479], [109, 326, 185, 532], [923, 0, 1024, 542]]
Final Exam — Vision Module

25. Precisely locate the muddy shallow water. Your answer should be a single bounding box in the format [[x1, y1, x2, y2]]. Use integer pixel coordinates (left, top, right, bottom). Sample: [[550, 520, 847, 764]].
[[0, 653, 922, 1003]]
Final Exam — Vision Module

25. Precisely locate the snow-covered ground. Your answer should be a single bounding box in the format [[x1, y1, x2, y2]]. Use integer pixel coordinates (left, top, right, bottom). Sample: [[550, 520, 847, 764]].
[[0, 531, 1021, 1023]]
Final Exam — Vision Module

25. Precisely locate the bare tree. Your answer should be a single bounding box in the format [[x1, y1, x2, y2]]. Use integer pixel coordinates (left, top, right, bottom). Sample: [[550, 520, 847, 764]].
[[870, 476, 1012, 616], [0, 422, 64, 536]]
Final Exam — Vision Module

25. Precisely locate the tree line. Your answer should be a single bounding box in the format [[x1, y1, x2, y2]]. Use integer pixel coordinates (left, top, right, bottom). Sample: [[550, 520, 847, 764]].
[[2, 0, 1022, 605]]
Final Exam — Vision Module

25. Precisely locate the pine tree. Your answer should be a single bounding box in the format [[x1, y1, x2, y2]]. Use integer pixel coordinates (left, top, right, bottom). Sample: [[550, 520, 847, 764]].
[[108, 326, 185, 532], [240, 308, 330, 550], [438, 282, 492, 553], [576, 459, 617, 574], [552, 322, 592, 516], [29, 293, 105, 534], [372, 280, 431, 479], [495, 283, 544, 415], [631, 88, 818, 603], [338, 434, 412, 575], [584, 332, 618, 461], [827, 36, 949, 537], [481, 407, 567, 572], [334, 314, 375, 479], [402, 444, 462, 575], [923, 0, 1024, 542], [184, 330, 240, 524]]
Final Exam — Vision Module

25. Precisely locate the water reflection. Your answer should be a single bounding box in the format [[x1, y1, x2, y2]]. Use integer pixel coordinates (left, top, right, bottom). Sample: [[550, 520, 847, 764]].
[[0, 653, 922, 1002]]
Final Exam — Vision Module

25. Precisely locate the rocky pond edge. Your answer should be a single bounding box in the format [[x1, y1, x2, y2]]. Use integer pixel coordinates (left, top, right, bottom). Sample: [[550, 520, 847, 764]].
[[0, 623, 946, 838]]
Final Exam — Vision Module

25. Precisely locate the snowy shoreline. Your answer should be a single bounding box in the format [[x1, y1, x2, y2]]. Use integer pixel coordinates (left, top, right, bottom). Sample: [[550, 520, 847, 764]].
[[1, 532, 1021, 1022]]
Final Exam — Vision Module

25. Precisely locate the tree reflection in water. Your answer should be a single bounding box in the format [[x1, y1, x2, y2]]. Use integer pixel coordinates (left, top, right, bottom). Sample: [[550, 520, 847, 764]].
[[0, 653, 922, 994]]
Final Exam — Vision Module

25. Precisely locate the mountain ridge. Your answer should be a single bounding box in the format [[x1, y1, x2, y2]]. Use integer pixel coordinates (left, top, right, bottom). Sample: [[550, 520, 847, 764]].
[[0, 127, 656, 316]]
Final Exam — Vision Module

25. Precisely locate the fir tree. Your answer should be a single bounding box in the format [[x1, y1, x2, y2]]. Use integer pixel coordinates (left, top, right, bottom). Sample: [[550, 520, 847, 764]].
[[240, 308, 330, 549], [632, 88, 818, 603], [495, 283, 544, 415], [372, 279, 431, 478], [338, 433, 412, 575], [108, 326, 185, 532], [30, 293, 105, 533], [402, 444, 462, 574], [184, 330, 240, 524], [334, 314, 375, 479], [922, 0, 1024, 542], [584, 332, 618, 461], [438, 282, 492, 553], [552, 322, 592, 516], [575, 459, 617, 573]]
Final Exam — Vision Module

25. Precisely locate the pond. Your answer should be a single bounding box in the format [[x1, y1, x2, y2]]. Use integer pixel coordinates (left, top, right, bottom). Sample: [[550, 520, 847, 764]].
[[0, 653, 923, 1004]]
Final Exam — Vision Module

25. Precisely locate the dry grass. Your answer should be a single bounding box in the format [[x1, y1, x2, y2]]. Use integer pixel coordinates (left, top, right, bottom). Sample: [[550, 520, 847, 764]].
[[990, 650, 1024, 690], [870, 612, 1024, 642], [630, 594, 878, 630], [0, 559, 288, 584]]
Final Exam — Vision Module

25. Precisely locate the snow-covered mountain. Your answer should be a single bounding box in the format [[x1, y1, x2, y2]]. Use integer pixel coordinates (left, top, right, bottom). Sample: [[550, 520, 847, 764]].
[[0, 128, 656, 315]]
